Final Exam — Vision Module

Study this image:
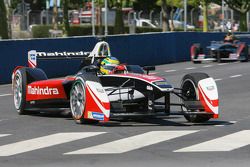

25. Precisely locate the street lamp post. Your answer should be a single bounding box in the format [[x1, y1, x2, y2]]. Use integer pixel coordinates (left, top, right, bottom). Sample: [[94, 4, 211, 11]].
[[92, 0, 95, 36], [184, 0, 187, 32], [27, 10, 31, 30], [104, 0, 108, 36], [222, 0, 225, 32]]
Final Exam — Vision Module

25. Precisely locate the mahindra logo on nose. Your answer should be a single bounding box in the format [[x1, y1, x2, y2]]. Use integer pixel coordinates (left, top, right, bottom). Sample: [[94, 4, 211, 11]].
[[28, 86, 59, 95]]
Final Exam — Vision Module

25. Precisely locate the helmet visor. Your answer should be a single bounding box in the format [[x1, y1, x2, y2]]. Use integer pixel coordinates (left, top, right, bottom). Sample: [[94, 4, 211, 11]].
[[103, 65, 117, 71]]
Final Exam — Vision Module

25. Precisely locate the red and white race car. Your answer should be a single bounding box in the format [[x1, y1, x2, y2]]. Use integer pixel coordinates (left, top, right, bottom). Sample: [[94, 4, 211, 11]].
[[12, 42, 219, 124]]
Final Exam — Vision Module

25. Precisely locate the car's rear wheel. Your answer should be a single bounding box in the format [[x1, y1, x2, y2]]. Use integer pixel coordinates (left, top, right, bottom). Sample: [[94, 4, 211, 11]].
[[13, 69, 27, 115], [181, 73, 211, 123]]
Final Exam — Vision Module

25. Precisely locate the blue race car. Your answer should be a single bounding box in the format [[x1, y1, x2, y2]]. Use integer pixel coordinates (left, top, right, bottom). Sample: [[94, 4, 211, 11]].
[[191, 40, 249, 63]]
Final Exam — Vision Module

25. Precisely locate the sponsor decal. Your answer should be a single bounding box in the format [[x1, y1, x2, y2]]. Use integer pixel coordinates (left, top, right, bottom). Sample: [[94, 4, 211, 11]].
[[28, 86, 59, 95], [91, 112, 104, 121], [30, 53, 36, 60], [229, 53, 237, 59], [206, 85, 215, 91], [36, 51, 86, 57], [146, 85, 153, 90], [96, 88, 105, 93], [198, 54, 205, 59]]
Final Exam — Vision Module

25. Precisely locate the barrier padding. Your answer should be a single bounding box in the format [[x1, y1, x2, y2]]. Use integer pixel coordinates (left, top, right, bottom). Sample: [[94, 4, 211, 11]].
[[0, 32, 230, 84]]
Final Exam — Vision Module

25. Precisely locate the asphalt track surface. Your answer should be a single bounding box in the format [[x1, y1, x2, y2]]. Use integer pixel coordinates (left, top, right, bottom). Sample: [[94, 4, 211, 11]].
[[0, 61, 250, 167]]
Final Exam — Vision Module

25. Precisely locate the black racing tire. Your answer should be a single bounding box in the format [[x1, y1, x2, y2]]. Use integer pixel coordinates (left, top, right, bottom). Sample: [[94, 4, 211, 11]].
[[240, 45, 249, 62], [13, 68, 28, 115], [191, 44, 202, 64], [240, 57, 249, 62], [217, 52, 221, 63], [181, 73, 211, 123], [70, 79, 99, 124], [193, 61, 202, 64]]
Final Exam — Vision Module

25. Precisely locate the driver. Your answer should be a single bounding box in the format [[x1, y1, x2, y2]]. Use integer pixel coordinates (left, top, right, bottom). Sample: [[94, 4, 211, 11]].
[[100, 57, 120, 75], [224, 32, 236, 43]]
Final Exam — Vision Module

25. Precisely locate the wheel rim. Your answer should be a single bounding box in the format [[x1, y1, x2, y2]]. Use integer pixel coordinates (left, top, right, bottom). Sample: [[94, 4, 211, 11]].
[[70, 81, 86, 120], [13, 73, 22, 109], [181, 80, 198, 120]]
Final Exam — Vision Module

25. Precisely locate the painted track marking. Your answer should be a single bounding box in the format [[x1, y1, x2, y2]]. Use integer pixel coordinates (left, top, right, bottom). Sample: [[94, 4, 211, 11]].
[[174, 130, 250, 152], [214, 78, 222, 81], [0, 134, 11, 138], [0, 132, 105, 156], [165, 70, 177, 73], [185, 67, 196, 70], [64, 131, 198, 155], [202, 65, 213, 68], [218, 63, 229, 66], [0, 94, 12, 97], [230, 74, 242, 78]]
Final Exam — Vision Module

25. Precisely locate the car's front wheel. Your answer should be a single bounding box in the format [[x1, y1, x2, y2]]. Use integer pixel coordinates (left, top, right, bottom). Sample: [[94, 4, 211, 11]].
[[70, 80, 87, 124], [13, 68, 28, 115], [181, 73, 211, 123]]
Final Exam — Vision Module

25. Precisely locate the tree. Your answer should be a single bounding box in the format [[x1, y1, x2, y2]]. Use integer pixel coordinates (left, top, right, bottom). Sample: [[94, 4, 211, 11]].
[[0, 0, 9, 39], [62, 0, 70, 36], [97, 0, 104, 35], [201, 0, 208, 32], [224, 0, 250, 31], [189, 0, 212, 32], [114, 0, 124, 34], [133, 0, 159, 13], [157, 0, 170, 31]]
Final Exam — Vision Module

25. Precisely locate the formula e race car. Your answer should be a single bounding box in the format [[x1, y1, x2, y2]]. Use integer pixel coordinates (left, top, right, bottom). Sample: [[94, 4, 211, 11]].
[[12, 42, 219, 124], [190, 40, 250, 63]]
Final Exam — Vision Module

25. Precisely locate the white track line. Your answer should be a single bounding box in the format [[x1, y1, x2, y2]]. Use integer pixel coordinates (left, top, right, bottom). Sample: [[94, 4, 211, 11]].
[[0, 132, 105, 156], [202, 65, 213, 68], [214, 78, 223, 81], [218, 63, 229, 66], [185, 67, 196, 70], [0, 84, 11, 88], [0, 94, 12, 97], [65, 130, 198, 155], [165, 70, 177, 73], [230, 74, 242, 78], [0, 134, 11, 138], [174, 130, 250, 152]]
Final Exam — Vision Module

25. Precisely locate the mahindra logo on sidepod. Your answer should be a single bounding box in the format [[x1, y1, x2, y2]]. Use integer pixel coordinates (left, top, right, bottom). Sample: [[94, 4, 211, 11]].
[[28, 86, 59, 95]]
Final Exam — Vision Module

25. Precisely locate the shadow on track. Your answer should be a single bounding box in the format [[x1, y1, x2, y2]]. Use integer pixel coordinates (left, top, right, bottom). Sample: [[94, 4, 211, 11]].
[[25, 110, 234, 127]]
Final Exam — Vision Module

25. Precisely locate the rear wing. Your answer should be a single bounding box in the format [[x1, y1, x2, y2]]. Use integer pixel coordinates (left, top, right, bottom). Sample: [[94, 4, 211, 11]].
[[28, 41, 112, 68]]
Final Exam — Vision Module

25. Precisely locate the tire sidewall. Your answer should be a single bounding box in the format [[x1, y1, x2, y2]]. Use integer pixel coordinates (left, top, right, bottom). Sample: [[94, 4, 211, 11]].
[[70, 79, 86, 124], [13, 69, 27, 114], [180, 73, 211, 123]]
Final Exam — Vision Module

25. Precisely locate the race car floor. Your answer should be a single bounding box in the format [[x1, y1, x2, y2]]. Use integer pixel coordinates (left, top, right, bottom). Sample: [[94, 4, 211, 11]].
[[0, 61, 250, 167]]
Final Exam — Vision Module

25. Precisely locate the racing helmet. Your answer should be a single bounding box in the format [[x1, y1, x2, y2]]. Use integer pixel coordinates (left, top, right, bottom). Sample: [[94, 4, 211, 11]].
[[100, 57, 120, 75]]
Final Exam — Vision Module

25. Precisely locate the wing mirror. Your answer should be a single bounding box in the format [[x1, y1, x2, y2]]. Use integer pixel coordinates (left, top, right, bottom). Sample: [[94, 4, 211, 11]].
[[86, 65, 99, 72], [143, 66, 155, 75]]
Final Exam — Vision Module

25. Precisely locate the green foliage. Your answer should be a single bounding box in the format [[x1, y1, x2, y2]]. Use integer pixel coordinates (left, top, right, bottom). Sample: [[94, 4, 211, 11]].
[[224, 0, 250, 31], [133, 0, 159, 12], [156, 0, 200, 8], [114, 1, 124, 34], [0, 0, 9, 39], [62, 0, 71, 36], [135, 27, 162, 33], [114, 9, 124, 34], [32, 24, 163, 38]]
